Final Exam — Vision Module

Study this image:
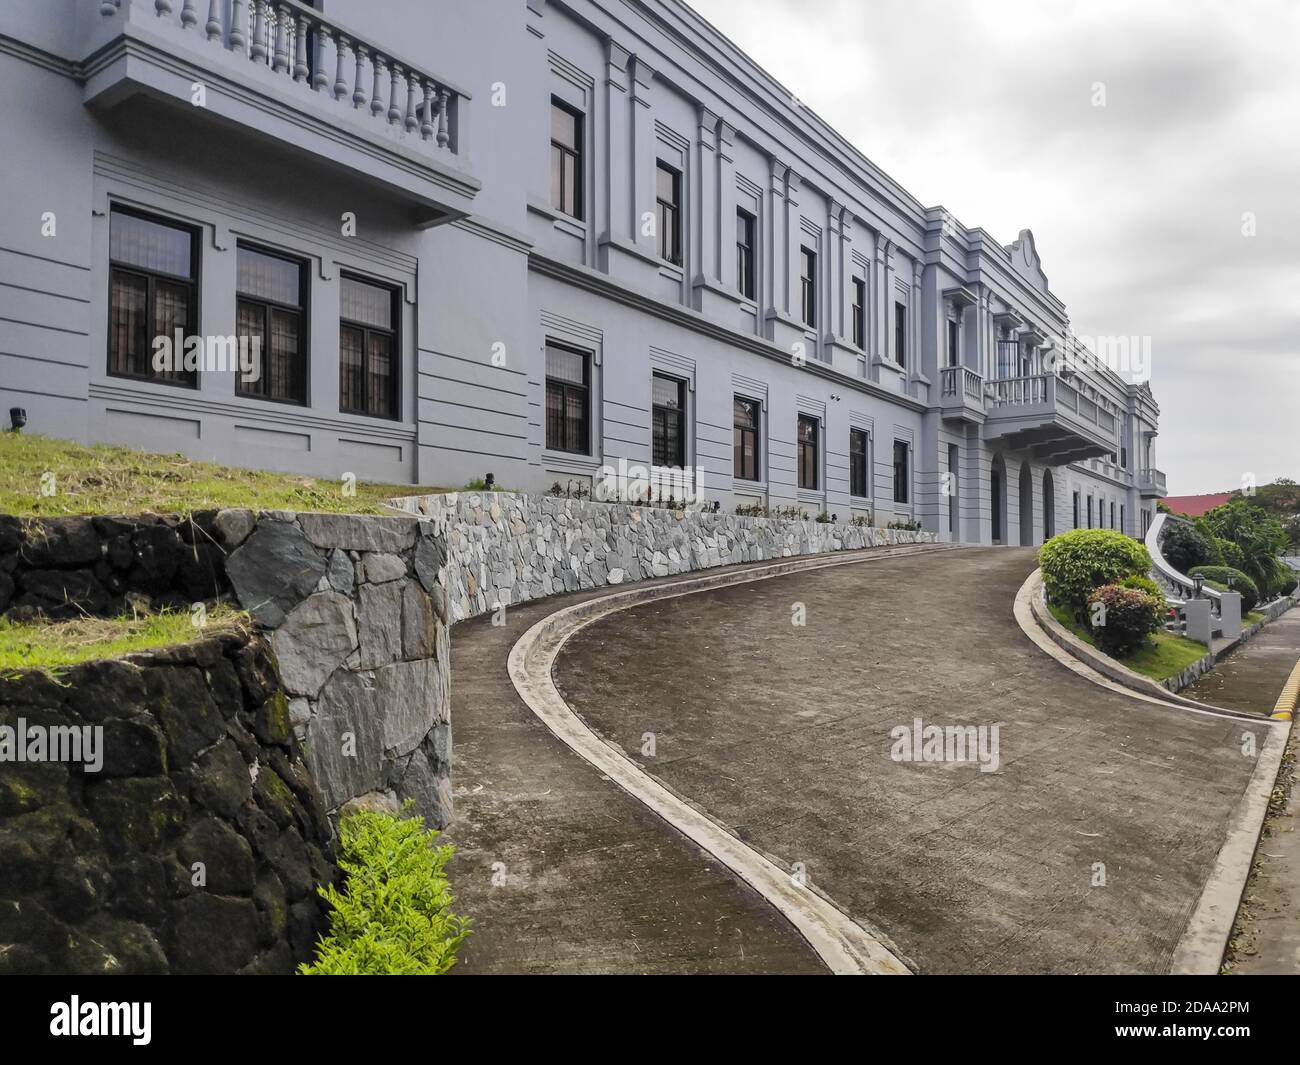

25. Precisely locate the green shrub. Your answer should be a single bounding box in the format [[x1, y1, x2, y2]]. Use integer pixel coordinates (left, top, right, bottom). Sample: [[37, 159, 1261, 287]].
[[1189, 565, 1259, 611], [1280, 574, 1298, 597], [1215, 537, 1246, 571], [1160, 517, 1213, 573], [1085, 584, 1165, 657], [1038, 529, 1153, 614], [1120, 574, 1164, 600], [300, 808, 469, 976]]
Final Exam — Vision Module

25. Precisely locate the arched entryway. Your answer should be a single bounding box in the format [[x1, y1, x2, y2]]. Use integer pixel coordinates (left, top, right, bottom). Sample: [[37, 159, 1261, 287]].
[[1018, 462, 1034, 546], [991, 455, 1007, 545], [1042, 469, 1055, 541]]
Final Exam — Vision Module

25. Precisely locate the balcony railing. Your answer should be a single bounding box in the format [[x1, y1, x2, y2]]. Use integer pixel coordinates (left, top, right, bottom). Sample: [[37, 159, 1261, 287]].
[[98, 0, 461, 152], [982, 372, 1118, 462], [1137, 467, 1167, 496], [939, 365, 984, 402]]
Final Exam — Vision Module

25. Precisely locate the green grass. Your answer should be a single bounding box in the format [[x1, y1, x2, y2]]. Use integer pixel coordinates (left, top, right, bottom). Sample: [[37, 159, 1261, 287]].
[[1048, 601, 1208, 683], [1246, 611, 1266, 625], [0, 432, 453, 517], [0, 607, 246, 673]]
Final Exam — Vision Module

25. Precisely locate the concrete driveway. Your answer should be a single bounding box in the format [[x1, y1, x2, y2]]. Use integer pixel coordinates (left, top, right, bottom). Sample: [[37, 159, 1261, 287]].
[[553, 547, 1272, 974]]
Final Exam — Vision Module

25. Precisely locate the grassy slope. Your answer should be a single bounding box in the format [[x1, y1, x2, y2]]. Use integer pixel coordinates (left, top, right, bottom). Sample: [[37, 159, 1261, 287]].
[[0, 432, 451, 517], [0, 608, 246, 673], [1048, 601, 1208, 683]]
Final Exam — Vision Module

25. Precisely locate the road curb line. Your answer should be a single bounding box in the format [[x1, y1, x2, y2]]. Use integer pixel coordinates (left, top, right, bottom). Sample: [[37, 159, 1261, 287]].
[[1271, 657, 1300, 720], [507, 547, 944, 975]]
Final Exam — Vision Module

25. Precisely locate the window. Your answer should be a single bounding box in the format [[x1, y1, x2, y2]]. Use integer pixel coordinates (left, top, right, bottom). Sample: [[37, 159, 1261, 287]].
[[797, 415, 819, 491], [652, 373, 686, 468], [852, 278, 866, 349], [545, 342, 590, 454], [894, 301, 907, 366], [656, 162, 682, 265], [236, 245, 307, 404], [850, 429, 869, 498], [800, 246, 817, 328], [733, 396, 760, 481], [339, 275, 399, 419], [550, 99, 583, 220], [736, 209, 756, 300], [1087, 496, 1094, 528], [1120, 504, 1126, 534], [1073, 491, 1081, 529], [893, 441, 909, 504], [108, 207, 198, 387], [947, 319, 960, 367], [1110, 501, 1116, 530], [947, 443, 959, 534]]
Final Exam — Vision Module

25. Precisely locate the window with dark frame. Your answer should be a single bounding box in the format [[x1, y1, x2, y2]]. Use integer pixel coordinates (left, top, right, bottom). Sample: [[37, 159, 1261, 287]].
[[852, 277, 866, 349], [850, 428, 869, 498], [1073, 490, 1081, 529], [736, 208, 756, 300], [1087, 496, 1094, 528], [1110, 501, 1116, 529], [800, 246, 817, 328], [733, 396, 760, 481], [656, 162, 682, 265], [893, 440, 910, 503], [108, 207, 199, 387], [947, 318, 960, 367], [550, 99, 583, 220], [545, 342, 590, 455], [339, 275, 399, 419], [236, 244, 307, 405], [797, 414, 819, 491], [652, 373, 686, 468], [894, 301, 907, 366]]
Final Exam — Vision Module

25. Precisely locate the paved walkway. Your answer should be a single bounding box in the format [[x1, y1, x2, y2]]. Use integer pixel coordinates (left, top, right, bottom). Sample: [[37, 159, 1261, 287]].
[[1183, 608, 1300, 975], [440, 561, 832, 974], [1183, 609, 1300, 715], [553, 547, 1273, 973]]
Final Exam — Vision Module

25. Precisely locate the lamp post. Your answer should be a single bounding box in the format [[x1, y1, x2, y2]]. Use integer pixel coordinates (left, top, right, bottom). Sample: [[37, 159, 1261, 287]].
[[1192, 575, 1204, 599]]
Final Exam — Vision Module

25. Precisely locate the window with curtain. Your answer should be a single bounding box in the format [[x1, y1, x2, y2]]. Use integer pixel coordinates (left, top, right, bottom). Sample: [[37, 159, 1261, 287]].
[[339, 275, 398, 419], [236, 245, 307, 404]]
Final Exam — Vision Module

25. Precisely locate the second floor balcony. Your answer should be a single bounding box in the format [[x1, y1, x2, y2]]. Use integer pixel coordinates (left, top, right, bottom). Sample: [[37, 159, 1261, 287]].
[[938, 365, 986, 424], [982, 373, 1117, 464], [1137, 467, 1168, 497], [85, 0, 479, 224]]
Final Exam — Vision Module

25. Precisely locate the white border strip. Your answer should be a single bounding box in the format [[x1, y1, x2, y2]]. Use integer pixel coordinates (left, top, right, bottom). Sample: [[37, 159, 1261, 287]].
[[507, 548, 951, 974]]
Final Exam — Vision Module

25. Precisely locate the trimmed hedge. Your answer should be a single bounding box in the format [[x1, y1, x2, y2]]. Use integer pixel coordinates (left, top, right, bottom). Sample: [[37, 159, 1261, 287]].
[[1161, 517, 1213, 573], [1120, 574, 1164, 600], [1189, 565, 1259, 611], [300, 808, 469, 976], [1038, 529, 1153, 614], [1086, 583, 1165, 656]]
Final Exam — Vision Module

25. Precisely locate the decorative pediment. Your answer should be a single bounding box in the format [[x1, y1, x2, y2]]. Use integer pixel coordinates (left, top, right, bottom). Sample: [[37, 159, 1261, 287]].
[[1005, 229, 1050, 294]]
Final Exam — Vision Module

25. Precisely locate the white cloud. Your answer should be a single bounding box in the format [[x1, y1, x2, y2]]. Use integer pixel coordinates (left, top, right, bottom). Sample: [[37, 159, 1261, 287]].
[[688, 0, 1300, 491]]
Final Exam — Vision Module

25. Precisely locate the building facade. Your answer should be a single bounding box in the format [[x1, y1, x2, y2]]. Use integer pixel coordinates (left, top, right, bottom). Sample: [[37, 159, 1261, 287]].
[[0, 0, 1166, 543]]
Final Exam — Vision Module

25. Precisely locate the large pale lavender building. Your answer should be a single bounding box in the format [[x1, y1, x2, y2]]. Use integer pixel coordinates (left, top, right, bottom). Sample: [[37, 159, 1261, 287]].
[[0, 0, 1166, 543]]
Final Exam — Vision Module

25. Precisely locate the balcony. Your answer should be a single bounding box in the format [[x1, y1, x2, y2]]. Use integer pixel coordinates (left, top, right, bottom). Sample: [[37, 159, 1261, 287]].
[[84, 0, 479, 225], [1137, 467, 1167, 497], [938, 365, 986, 424], [982, 373, 1117, 464]]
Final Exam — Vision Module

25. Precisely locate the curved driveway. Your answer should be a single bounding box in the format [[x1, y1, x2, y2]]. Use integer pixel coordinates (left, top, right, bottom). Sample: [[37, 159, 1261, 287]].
[[553, 547, 1272, 974]]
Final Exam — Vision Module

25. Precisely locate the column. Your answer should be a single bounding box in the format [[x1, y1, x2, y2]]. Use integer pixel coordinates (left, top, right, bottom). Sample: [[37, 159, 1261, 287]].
[[601, 41, 633, 249], [717, 121, 738, 290], [765, 158, 788, 324], [629, 54, 657, 258], [693, 105, 720, 285], [784, 168, 803, 322], [826, 200, 844, 339]]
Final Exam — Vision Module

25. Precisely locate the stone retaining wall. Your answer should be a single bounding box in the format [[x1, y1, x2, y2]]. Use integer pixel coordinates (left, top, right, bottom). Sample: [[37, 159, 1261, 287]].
[[0, 626, 335, 974], [217, 511, 452, 828], [386, 492, 935, 624]]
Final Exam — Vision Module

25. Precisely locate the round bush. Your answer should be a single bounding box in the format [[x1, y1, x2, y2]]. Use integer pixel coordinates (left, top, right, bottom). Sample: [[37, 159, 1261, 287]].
[[1038, 529, 1153, 613], [1280, 574, 1298, 598], [1086, 584, 1165, 657], [1120, 574, 1164, 600], [1188, 565, 1259, 611], [1160, 517, 1213, 573]]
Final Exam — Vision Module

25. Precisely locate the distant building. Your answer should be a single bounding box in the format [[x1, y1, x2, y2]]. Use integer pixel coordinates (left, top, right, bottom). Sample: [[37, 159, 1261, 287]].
[[1163, 492, 1235, 518]]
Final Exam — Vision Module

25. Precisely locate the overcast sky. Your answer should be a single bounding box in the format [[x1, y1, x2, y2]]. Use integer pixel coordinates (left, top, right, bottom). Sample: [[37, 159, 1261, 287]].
[[688, 0, 1299, 494]]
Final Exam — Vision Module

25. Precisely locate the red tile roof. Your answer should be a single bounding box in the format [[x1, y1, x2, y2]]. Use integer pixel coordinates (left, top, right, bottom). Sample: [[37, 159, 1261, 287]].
[[1163, 492, 1234, 518]]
